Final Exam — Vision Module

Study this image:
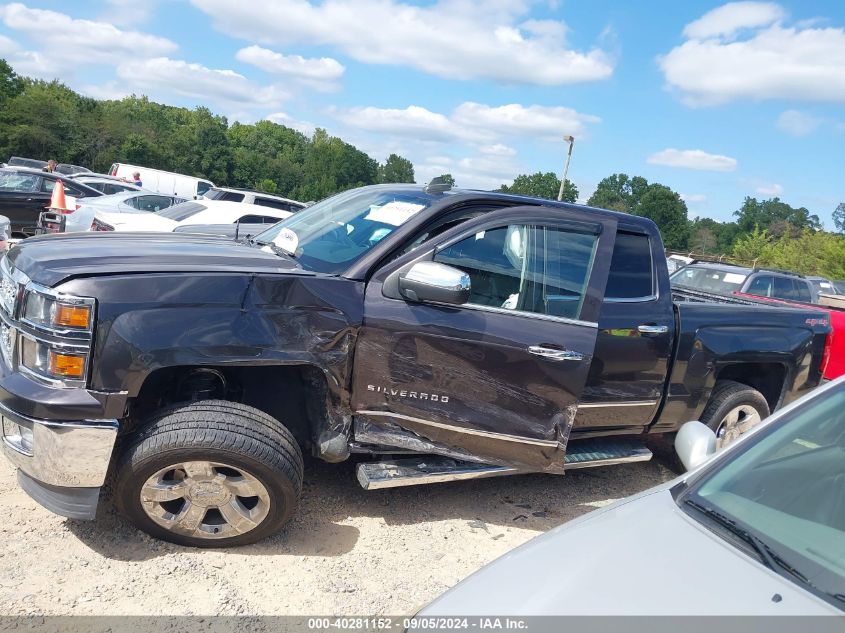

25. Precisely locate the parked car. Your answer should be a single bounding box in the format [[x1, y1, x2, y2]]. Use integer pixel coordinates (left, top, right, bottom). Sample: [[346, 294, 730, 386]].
[[0, 167, 103, 235], [6, 156, 47, 170], [54, 163, 91, 176], [672, 263, 815, 303], [834, 281, 845, 295], [665, 253, 693, 273], [0, 215, 10, 251], [0, 182, 829, 547], [89, 199, 291, 233], [109, 163, 214, 198], [416, 376, 845, 615], [67, 173, 143, 195], [202, 187, 306, 213], [51, 191, 187, 233], [807, 276, 839, 302]]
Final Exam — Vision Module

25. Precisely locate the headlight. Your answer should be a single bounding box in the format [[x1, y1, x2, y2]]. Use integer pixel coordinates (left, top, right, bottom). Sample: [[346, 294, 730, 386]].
[[19, 336, 88, 385], [22, 286, 94, 332]]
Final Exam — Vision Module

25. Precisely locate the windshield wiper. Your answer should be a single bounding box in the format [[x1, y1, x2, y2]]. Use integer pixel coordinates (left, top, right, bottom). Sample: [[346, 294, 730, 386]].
[[683, 497, 817, 590]]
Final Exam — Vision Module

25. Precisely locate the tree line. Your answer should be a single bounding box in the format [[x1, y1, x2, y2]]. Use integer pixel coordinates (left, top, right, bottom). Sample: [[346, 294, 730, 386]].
[[1, 61, 841, 277]]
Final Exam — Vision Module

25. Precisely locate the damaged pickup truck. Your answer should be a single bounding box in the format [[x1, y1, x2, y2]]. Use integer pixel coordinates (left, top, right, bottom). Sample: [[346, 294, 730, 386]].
[[0, 181, 830, 546]]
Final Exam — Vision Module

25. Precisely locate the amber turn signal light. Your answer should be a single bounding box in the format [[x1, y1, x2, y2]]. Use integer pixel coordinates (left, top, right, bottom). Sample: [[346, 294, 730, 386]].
[[53, 303, 91, 328], [48, 351, 85, 379]]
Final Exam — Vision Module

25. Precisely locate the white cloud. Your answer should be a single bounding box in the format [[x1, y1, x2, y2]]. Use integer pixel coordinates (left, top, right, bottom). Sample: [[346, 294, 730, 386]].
[[479, 144, 518, 157], [682, 1, 784, 40], [236, 45, 345, 91], [659, 4, 845, 105], [681, 193, 707, 203], [756, 182, 783, 196], [264, 112, 316, 137], [776, 109, 824, 137], [647, 148, 738, 172], [190, 0, 614, 85], [101, 0, 161, 26], [116, 57, 287, 109], [330, 102, 599, 144], [0, 34, 18, 56], [0, 3, 177, 77], [452, 103, 599, 140]]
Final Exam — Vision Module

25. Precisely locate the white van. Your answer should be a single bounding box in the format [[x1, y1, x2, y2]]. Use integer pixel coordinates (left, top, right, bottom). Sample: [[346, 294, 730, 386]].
[[108, 163, 214, 199]]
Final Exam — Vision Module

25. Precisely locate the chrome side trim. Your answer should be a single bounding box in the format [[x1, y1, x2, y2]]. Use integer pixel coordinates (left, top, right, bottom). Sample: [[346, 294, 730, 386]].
[[456, 302, 598, 328], [356, 410, 561, 447], [578, 400, 658, 409], [564, 448, 653, 469]]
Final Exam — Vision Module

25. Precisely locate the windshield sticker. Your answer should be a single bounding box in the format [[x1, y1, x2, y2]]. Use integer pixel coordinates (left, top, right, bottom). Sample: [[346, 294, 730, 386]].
[[274, 227, 299, 255], [364, 201, 425, 226], [723, 273, 746, 284]]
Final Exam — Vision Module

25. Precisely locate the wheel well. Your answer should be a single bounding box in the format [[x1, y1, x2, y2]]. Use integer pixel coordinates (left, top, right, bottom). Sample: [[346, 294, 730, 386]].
[[128, 364, 332, 450], [715, 363, 787, 411]]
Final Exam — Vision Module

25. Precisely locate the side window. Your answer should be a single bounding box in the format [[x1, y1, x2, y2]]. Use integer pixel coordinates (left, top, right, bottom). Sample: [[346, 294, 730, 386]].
[[254, 197, 291, 211], [215, 191, 245, 202], [135, 195, 174, 212], [197, 181, 213, 196], [745, 275, 773, 297], [772, 276, 795, 301], [40, 178, 56, 193], [434, 224, 597, 320], [605, 232, 654, 300], [795, 281, 812, 303], [237, 214, 282, 224]]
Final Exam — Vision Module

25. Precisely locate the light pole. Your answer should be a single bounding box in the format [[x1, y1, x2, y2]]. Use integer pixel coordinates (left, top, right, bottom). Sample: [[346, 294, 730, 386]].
[[557, 135, 575, 202]]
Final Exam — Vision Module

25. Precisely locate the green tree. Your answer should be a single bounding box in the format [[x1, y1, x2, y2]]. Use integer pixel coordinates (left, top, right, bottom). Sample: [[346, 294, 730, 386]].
[[587, 173, 649, 213], [833, 203, 845, 233], [734, 197, 820, 233], [437, 173, 456, 187], [0, 59, 24, 105], [732, 226, 772, 263], [637, 184, 690, 250], [378, 154, 415, 183], [499, 171, 578, 202]]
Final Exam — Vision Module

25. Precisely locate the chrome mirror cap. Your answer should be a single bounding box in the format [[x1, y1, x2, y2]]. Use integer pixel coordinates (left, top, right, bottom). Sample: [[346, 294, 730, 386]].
[[399, 261, 471, 305], [674, 420, 717, 471]]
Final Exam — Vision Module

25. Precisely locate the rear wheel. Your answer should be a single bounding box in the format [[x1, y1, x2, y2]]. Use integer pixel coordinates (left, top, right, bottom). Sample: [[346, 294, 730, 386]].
[[114, 400, 303, 547], [700, 380, 770, 449]]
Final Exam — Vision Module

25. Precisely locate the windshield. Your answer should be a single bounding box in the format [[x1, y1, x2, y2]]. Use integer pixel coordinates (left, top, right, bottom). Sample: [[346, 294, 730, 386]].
[[157, 201, 207, 221], [252, 186, 441, 273], [670, 265, 748, 294], [684, 385, 845, 608]]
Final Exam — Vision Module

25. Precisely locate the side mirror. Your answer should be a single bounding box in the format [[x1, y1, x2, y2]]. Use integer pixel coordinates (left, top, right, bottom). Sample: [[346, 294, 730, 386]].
[[398, 261, 470, 305], [674, 421, 717, 471]]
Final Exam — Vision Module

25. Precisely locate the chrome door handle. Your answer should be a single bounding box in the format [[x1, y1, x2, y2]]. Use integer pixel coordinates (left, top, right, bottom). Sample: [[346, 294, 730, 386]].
[[528, 346, 584, 361], [638, 324, 669, 334]]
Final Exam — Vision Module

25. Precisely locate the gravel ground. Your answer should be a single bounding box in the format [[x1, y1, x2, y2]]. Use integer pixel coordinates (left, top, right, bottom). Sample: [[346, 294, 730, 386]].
[[0, 439, 679, 616]]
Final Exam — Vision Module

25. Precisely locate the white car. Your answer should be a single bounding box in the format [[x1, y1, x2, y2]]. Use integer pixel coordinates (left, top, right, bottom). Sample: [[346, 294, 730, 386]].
[[90, 199, 292, 233], [67, 173, 143, 195], [202, 186, 306, 214], [417, 377, 845, 616], [63, 191, 186, 232]]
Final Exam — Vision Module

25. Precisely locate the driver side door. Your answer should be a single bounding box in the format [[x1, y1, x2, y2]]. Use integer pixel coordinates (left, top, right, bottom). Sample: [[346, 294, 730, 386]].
[[351, 206, 617, 472]]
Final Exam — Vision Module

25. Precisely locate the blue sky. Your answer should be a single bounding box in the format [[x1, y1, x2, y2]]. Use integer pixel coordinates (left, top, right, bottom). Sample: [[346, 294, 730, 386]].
[[0, 1, 843, 225]]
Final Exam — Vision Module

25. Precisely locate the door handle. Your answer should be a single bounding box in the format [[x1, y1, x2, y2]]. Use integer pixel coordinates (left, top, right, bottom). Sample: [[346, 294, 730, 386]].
[[528, 345, 584, 361], [638, 324, 669, 334]]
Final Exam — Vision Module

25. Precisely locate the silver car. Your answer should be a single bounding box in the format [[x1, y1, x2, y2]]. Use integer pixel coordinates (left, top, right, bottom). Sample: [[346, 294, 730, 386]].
[[418, 377, 845, 616]]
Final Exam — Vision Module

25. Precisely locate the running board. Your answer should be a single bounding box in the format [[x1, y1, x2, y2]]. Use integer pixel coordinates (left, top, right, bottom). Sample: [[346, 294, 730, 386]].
[[357, 439, 652, 490], [563, 438, 653, 469], [357, 457, 517, 490]]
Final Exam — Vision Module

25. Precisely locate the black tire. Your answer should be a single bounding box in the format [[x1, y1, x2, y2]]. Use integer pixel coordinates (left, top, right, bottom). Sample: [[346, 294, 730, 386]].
[[114, 400, 303, 548], [699, 380, 770, 448]]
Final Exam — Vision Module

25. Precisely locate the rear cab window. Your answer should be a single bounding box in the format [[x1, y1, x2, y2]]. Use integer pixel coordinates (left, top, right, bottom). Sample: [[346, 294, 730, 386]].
[[605, 232, 654, 301]]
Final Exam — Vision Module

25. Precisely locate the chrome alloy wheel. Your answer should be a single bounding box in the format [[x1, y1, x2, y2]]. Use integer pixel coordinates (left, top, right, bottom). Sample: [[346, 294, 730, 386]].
[[140, 461, 271, 540], [715, 405, 762, 449]]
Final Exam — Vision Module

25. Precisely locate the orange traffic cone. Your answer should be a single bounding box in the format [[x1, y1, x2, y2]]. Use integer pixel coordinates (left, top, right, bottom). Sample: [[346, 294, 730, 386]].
[[46, 181, 75, 214]]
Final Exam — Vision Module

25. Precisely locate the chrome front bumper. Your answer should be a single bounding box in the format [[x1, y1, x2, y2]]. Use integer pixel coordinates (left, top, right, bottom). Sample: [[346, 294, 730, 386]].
[[1, 401, 117, 518]]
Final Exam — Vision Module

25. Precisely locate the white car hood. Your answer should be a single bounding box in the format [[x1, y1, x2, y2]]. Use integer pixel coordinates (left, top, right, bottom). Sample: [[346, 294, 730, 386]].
[[420, 488, 839, 616], [94, 210, 177, 232]]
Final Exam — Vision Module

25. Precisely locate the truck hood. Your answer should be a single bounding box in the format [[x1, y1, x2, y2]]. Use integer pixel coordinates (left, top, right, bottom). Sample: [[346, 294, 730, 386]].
[[7, 231, 301, 287], [418, 488, 838, 616]]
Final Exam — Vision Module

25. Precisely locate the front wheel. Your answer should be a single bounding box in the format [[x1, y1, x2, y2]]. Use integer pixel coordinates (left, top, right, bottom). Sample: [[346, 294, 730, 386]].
[[700, 380, 770, 449], [113, 400, 303, 547]]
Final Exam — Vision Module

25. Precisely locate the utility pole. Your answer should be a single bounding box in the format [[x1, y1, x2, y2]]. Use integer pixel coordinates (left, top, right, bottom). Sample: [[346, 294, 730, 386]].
[[557, 135, 575, 202]]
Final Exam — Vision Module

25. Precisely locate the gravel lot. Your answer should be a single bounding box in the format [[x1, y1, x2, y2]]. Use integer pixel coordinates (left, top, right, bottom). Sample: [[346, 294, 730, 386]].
[[0, 439, 679, 616]]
